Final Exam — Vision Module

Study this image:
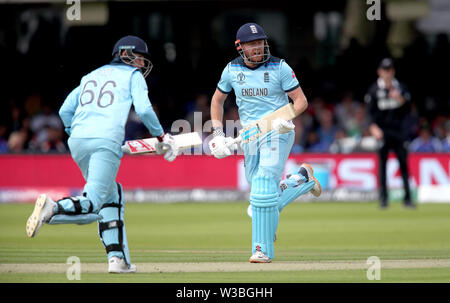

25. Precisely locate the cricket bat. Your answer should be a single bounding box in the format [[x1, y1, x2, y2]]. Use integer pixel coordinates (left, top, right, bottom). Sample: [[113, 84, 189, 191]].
[[122, 132, 202, 155], [227, 103, 297, 147]]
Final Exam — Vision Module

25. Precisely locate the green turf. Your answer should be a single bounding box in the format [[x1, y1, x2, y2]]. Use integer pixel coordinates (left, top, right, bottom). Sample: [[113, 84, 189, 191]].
[[2, 268, 450, 283], [1, 201, 450, 282]]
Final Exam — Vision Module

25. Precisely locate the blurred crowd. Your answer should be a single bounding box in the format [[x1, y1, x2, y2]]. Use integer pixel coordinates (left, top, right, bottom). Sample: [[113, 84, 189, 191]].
[[1, 96, 66, 154], [1, 88, 448, 155]]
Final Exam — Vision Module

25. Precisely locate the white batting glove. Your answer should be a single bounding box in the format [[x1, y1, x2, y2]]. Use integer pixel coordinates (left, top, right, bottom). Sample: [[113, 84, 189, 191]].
[[209, 130, 233, 159], [272, 118, 295, 134], [156, 133, 179, 162], [224, 136, 238, 151]]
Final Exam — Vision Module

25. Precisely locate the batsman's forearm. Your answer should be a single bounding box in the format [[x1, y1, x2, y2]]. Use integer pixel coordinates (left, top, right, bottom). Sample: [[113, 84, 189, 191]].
[[287, 86, 308, 117], [210, 90, 227, 129], [293, 96, 308, 116], [211, 105, 224, 128]]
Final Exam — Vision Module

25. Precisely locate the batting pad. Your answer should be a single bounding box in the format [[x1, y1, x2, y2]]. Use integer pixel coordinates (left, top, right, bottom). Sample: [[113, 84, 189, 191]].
[[252, 205, 279, 260], [249, 175, 279, 208], [250, 175, 280, 260], [98, 183, 132, 265], [278, 180, 315, 212]]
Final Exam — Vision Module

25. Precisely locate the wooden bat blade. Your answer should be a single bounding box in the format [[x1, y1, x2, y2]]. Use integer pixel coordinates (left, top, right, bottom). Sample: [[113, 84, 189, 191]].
[[239, 103, 297, 143]]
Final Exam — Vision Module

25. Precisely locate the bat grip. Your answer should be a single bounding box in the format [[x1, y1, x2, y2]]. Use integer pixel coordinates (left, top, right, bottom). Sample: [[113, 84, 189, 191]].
[[226, 136, 242, 148]]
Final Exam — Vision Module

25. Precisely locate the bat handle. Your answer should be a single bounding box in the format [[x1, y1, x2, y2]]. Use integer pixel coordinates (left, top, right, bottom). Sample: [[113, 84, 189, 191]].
[[226, 136, 242, 148], [121, 144, 130, 154]]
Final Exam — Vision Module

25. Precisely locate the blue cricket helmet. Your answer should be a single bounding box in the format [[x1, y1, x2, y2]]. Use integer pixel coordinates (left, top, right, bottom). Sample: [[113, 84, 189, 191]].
[[235, 23, 268, 43], [112, 35, 150, 56], [235, 23, 271, 64], [112, 35, 153, 78]]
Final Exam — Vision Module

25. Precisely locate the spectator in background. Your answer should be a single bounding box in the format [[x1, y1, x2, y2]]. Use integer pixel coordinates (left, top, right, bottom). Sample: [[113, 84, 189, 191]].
[[305, 130, 322, 152], [329, 127, 350, 153], [38, 126, 67, 153], [431, 115, 448, 141], [442, 121, 450, 152], [409, 121, 443, 153], [24, 95, 43, 120], [291, 117, 305, 154], [314, 108, 338, 152], [29, 103, 63, 152], [335, 91, 360, 135], [8, 131, 27, 153], [338, 103, 371, 139], [307, 96, 326, 122], [185, 93, 211, 128], [223, 106, 241, 137], [0, 125, 8, 153], [9, 105, 24, 133], [8, 116, 32, 153], [402, 103, 421, 142], [353, 104, 371, 137]]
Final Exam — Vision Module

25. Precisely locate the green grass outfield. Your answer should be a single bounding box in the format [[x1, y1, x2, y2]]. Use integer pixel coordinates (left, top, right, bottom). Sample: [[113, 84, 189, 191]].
[[1, 201, 450, 282]]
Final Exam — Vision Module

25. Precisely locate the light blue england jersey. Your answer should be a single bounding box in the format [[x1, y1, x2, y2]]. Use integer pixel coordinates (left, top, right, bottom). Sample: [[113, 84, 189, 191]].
[[59, 62, 163, 145], [217, 56, 299, 127]]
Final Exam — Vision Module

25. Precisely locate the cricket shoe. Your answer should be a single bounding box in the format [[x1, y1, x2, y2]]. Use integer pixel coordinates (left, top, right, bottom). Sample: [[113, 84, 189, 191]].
[[26, 194, 56, 238], [108, 256, 137, 274], [299, 163, 322, 197], [249, 249, 271, 263]]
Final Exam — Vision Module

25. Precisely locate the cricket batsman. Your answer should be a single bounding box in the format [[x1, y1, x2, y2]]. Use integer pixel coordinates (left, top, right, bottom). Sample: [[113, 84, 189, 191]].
[[209, 23, 322, 263], [26, 35, 178, 273]]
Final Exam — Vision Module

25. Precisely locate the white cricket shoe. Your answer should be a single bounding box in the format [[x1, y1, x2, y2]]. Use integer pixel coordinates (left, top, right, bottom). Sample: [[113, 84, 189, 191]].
[[299, 163, 322, 197], [249, 250, 271, 263], [108, 256, 137, 274], [26, 194, 56, 238]]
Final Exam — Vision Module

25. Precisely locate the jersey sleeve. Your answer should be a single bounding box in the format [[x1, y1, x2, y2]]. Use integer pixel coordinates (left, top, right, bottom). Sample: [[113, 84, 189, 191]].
[[364, 85, 378, 125], [59, 85, 81, 129], [217, 64, 232, 94], [130, 71, 164, 137], [280, 60, 300, 92]]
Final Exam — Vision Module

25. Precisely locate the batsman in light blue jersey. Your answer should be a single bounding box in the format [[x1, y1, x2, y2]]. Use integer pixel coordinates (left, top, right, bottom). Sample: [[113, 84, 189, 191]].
[[209, 23, 322, 263], [26, 36, 179, 273]]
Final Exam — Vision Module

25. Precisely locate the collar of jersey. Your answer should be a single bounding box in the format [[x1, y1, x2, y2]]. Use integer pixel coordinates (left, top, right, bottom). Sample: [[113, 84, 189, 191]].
[[109, 57, 129, 66], [239, 56, 268, 70]]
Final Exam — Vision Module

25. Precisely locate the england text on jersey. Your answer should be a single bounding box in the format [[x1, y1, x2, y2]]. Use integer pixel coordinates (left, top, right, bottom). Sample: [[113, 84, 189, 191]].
[[241, 88, 269, 97]]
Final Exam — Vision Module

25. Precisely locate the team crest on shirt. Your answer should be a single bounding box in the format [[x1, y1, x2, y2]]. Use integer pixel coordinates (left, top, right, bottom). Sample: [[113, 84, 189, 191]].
[[264, 72, 269, 83], [237, 72, 246, 85]]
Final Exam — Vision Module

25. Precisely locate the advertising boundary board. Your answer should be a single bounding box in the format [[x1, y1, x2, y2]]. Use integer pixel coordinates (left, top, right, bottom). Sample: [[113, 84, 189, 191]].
[[0, 153, 448, 203]]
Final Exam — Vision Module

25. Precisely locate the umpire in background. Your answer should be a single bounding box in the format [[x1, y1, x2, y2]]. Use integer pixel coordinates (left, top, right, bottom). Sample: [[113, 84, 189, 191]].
[[365, 58, 414, 209]]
